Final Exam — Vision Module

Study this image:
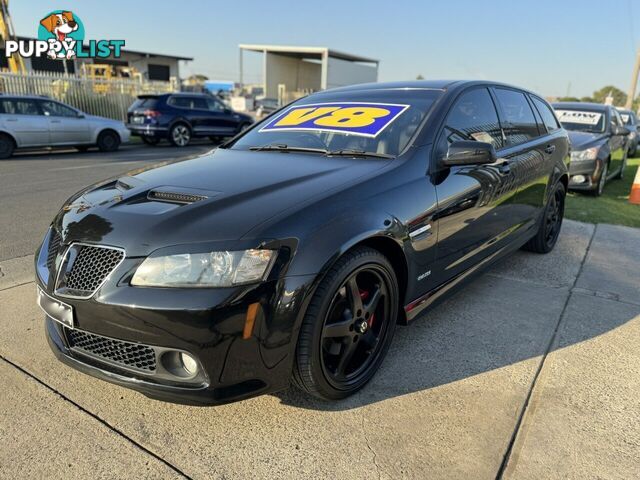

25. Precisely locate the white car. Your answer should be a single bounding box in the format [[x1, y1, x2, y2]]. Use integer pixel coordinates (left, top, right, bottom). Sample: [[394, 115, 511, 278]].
[[0, 95, 130, 158]]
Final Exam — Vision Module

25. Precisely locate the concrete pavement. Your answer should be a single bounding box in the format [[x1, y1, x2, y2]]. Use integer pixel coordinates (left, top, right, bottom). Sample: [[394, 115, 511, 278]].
[[1, 219, 639, 479]]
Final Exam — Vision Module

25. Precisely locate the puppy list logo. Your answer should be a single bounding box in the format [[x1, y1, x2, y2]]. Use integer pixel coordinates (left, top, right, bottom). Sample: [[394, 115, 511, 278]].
[[4, 10, 125, 61]]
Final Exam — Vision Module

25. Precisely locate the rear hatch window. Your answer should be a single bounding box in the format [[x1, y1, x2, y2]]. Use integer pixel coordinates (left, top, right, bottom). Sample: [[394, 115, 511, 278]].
[[129, 97, 160, 123]]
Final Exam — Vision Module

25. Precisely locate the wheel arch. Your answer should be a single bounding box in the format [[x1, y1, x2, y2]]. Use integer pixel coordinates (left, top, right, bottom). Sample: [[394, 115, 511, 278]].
[[169, 118, 192, 131], [97, 127, 121, 142], [0, 129, 18, 147], [355, 235, 409, 325]]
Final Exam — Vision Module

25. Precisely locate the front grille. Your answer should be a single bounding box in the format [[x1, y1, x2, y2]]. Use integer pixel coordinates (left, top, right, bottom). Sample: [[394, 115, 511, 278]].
[[65, 246, 124, 294], [148, 190, 208, 204], [66, 328, 157, 372], [47, 230, 61, 269]]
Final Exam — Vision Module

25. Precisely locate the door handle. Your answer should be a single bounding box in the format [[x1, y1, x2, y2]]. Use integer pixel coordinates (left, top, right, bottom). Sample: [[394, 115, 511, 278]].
[[544, 144, 556, 154]]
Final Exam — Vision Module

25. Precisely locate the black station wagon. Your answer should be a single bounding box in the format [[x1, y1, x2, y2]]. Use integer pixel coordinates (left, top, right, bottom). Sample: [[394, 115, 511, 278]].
[[37, 81, 569, 405]]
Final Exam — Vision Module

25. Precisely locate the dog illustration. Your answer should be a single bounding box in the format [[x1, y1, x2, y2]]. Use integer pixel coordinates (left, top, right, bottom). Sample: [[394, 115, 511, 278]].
[[40, 11, 78, 59]]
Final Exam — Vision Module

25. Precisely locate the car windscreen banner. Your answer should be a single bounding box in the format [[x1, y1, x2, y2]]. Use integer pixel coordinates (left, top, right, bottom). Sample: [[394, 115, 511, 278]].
[[555, 110, 602, 125], [259, 102, 410, 137]]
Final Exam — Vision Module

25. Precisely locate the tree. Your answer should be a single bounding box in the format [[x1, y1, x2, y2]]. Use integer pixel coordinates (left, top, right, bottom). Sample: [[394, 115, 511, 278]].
[[591, 85, 626, 106], [184, 74, 209, 86], [416, 74, 424, 80]]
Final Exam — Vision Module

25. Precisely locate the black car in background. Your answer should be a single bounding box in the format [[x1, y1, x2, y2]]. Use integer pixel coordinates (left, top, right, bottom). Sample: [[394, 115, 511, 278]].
[[37, 81, 569, 405], [126, 93, 254, 147], [553, 102, 629, 195], [617, 108, 639, 157]]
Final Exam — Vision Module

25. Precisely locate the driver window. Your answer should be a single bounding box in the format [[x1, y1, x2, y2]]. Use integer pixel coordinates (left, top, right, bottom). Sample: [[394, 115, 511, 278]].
[[441, 88, 504, 151], [41, 101, 78, 117], [611, 109, 622, 128]]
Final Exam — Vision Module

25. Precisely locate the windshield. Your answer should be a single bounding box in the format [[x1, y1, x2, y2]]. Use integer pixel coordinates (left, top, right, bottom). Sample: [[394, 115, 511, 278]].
[[619, 111, 634, 126], [554, 109, 606, 133], [230, 89, 441, 157]]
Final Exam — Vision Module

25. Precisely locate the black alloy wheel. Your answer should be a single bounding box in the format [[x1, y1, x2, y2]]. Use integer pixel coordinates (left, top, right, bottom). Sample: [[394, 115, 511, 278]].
[[543, 184, 565, 250], [522, 181, 566, 254], [293, 247, 398, 400]]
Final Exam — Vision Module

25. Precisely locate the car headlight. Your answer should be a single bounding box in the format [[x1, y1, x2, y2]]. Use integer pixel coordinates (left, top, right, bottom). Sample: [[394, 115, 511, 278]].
[[131, 249, 275, 288], [570, 147, 599, 162]]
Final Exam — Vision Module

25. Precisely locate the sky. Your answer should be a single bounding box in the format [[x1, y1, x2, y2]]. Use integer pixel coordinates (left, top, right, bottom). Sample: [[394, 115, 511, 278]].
[[10, 0, 640, 98]]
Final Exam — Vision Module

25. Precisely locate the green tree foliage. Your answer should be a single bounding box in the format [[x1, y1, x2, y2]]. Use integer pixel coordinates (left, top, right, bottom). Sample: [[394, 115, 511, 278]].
[[591, 85, 627, 106]]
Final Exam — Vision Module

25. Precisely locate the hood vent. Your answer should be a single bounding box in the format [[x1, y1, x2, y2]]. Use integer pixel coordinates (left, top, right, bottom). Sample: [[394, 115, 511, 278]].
[[147, 190, 209, 205]]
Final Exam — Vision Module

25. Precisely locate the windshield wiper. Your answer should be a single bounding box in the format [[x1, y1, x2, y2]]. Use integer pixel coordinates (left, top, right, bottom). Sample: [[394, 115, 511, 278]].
[[327, 149, 394, 159], [249, 144, 328, 154], [248, 144, 394, 159]]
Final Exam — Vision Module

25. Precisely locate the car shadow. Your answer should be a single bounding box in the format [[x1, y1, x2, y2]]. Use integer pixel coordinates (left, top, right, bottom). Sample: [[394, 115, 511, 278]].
[[272, 255, 639, 411]]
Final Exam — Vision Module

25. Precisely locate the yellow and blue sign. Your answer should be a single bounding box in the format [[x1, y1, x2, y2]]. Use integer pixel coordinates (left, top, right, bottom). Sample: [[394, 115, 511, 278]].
[[260, 102, 410, 137]]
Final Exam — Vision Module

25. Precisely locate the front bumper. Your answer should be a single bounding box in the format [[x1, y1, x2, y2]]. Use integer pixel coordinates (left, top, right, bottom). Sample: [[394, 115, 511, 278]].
[[568, 159, 599, 191], [36, 235, 316, 405]]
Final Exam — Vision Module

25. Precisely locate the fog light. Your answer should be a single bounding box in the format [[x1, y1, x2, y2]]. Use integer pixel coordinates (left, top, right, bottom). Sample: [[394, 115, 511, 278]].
[[572, 175, 586, 184], [180, 353, 198, 375]]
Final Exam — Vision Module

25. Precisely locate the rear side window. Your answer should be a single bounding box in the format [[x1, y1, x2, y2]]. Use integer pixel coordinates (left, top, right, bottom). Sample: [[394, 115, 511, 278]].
[[167, 96, 191, 108], [494, 88, 539, 145], [1, 99, 40, 115], [441, 87, 504, 150], [192, 97, 208, 110], [531, 96, 560, 133], [0, 99, 16, 114]]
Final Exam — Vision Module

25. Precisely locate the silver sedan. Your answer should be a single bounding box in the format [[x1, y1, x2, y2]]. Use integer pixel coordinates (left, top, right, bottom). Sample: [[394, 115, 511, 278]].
[[0, 95, 130, 158]]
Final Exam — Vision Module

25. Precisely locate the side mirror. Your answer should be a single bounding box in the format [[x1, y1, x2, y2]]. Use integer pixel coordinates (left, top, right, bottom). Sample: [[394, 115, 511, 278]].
[[442, 140, 497, 167], [223, 107, 232, 114], [77, 113, 85, 119], [614, 125, 630, 136]]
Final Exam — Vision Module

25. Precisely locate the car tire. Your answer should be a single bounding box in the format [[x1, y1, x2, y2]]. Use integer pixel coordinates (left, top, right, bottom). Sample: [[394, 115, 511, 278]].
[[615, 155, 627, 180], [292, 246, 398, 400], [169, 123, 191, 147], [593, 161, 608, 196], [97, 130, 121, 152], [522, 181, 566, 254], [0, 133, 15, 159], [141, 136, 160, 146]]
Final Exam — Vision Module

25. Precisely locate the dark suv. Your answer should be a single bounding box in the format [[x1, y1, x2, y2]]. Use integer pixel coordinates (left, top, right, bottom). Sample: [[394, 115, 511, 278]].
[[126, 93, 254, 147]]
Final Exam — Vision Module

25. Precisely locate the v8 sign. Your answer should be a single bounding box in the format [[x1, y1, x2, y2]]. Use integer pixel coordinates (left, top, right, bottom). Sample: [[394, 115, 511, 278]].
[[260, 102, 410, 137]]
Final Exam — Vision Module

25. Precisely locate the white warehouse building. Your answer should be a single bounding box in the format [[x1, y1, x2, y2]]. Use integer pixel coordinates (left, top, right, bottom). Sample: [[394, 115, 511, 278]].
[[238, 44, 379, 103]]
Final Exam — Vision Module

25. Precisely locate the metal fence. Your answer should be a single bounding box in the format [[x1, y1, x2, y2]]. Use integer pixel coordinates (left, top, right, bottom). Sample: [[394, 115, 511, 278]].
[[0, 72, 179, 121]]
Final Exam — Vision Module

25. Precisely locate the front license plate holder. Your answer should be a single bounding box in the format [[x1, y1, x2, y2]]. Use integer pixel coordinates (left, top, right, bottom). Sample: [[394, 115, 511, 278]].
[[37, 286, 75, 329]]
